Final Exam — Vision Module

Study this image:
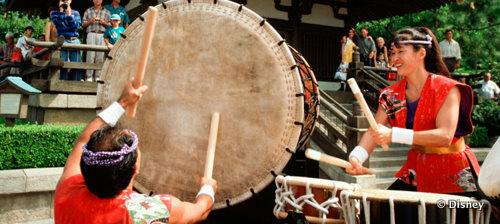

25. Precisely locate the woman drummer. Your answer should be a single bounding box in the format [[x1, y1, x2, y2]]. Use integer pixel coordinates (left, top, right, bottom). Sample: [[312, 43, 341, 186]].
[[347, 27, 480, 196]]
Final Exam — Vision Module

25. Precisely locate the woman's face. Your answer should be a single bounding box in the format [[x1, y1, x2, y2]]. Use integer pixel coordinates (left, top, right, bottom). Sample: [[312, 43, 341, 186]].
[[390, 44, 422, 76], [348, 29, 354, 39], [377, 39, 384, 48]]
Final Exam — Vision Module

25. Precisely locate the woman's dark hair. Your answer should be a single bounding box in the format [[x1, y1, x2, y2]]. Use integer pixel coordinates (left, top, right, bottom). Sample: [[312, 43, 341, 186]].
[[80, 126, 137, 198], [391, 27, 450, 77], [348, 27, 358, 43]]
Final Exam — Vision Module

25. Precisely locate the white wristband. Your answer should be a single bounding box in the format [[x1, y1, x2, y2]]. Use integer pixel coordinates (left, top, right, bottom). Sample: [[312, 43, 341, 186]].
[[349, 146, 369, 164], [391, 127, 414, 145], [98, 101, 125, 127], [196, 184, 215, 203]]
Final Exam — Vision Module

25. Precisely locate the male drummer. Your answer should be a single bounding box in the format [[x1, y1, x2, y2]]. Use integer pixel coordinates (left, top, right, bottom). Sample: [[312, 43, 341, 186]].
[[54, 79, 217, 223]]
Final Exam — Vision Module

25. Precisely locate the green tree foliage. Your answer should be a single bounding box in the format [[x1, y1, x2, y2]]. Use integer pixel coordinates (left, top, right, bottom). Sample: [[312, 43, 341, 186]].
[[0, 11, 49, 45], [357, 0, 500, 76]]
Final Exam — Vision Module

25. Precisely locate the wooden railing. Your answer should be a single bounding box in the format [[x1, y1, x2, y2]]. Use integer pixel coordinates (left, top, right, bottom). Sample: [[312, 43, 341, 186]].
[[21, 36, 109, 82]]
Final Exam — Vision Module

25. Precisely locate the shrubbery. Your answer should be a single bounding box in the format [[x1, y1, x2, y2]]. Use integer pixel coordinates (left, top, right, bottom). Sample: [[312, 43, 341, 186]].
[[0, 121, 84, 170], [467, 125, 489, 147], [471, 100, 500, 138]]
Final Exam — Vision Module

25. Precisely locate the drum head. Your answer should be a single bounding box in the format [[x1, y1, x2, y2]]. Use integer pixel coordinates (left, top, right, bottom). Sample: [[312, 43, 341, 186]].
[[98, 0, 303, 209]]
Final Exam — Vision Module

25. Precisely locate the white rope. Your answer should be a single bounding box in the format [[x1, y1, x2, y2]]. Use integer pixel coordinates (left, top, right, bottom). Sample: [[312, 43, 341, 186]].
[[362, 193, 370, 224], [451, 208, 457, 224], [418, 197, 426, 224], [273, 175, 349, 222], [480, 199, 491, 224], [340, 190, 356, 224], [389, 195, 395, 224]]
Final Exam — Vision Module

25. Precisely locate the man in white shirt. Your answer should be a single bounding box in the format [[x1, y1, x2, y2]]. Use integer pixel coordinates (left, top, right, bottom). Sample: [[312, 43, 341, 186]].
[[475, 73, 500, 102], [439, 29, 461, 73]]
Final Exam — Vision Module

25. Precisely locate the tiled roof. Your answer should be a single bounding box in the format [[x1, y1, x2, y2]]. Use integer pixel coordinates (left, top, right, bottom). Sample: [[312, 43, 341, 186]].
[[0, 76, 41, 94]]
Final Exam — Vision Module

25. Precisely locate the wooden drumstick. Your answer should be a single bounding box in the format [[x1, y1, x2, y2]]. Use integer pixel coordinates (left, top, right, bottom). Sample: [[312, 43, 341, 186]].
[[305, 148, 374, 175], [127, 7, 159, 118], [204, 112, 220, 178], [347, 78, 389, 151]]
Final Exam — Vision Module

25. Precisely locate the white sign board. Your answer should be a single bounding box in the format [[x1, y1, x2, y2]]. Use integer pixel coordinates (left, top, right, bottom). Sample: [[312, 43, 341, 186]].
[[0, 93, 21, 114]]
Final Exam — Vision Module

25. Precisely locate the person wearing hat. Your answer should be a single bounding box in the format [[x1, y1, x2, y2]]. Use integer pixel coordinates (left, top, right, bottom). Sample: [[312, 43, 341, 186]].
[[103, 14, 125, 50], [103, 0, 130, 28], [15, 26, 36, 60]]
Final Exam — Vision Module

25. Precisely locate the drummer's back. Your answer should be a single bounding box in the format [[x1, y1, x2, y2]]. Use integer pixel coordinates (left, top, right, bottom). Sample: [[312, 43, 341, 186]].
[[54, 174, 172, 224]]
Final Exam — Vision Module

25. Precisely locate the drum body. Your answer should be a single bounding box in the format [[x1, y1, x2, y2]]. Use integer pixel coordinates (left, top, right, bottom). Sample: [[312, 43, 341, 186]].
[[289, 46, 319, 151], [98, 0, 317, 209]]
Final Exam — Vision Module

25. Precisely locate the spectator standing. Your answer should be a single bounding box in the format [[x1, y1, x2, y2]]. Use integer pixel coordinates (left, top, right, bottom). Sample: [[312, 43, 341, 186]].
[[334, 27, 357, 91], [0, 33, 17, 77], [439, 29, 461, 73], [374, 37, 390, 69], [45, 7, 58, 42], [475, 73, 500, 102], [83, 0, 111, 82], [51, 0, 83, 81], [0, 33, 15, 65], [104, 0, 130, 29], [16, 26, 35, 61], [104, 14, 125, 50], [357, 27, 376, 66]]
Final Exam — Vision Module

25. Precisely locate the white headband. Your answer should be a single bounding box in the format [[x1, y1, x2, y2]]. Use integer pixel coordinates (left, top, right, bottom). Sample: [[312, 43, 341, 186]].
[[391, 34, 433, 47]]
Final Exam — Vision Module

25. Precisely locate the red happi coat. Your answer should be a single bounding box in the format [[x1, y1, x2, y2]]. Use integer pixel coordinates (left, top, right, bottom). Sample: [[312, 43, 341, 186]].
[[379, 74, 480, 193], [54, 174, 173, 224]]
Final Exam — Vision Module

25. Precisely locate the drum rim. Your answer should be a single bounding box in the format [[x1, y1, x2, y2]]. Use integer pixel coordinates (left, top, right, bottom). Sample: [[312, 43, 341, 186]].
[[98, 0, 304, 209]]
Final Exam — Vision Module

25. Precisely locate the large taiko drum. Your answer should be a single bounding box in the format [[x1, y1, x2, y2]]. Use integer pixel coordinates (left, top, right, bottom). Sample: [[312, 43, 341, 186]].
[[98, 0, 319, 209]]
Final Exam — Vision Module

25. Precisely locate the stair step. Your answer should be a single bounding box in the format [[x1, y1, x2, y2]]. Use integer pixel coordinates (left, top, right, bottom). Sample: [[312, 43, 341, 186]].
[[472, 148, 490, 162], [371, 167, 400, 178], [369, 156, 407, 168], [371, 147, 410, 157], [376, 177, 397, 189]]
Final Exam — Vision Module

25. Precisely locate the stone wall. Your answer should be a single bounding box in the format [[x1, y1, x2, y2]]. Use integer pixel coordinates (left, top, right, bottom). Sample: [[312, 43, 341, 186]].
[[0, 168, 62, 223]]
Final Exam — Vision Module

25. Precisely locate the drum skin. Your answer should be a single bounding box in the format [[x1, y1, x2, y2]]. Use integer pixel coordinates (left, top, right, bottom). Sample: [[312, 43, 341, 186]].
[[98, 0, 304, 209]]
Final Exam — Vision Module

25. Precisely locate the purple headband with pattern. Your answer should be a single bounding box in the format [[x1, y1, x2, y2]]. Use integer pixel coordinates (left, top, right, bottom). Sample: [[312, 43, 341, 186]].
[[82, 129, 138, 166], [391, 34, 433, 47]]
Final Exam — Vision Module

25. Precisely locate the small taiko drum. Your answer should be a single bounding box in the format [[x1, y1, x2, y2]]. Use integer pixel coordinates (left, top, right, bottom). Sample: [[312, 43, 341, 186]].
[[274, 175, 359, 224], [340, 188, 491, 224], [98, 0, 319, 209]]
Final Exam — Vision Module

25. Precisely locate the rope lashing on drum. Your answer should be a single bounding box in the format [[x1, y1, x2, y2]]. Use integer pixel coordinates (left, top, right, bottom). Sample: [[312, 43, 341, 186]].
[[120, 34, 127, 39], [480, 199, 492, 224], [418, 197, 426, 224], [106, 55, 112, 60], [238, 4, 243, 12], [273, 175, 347, 224], [340, 190, 358, 224], [362, 193, 370, 224], [162, 1, 167, 9], [389, 195, 395, 224], [278, 39, 286, 46], [138, 15, 144, 21]]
